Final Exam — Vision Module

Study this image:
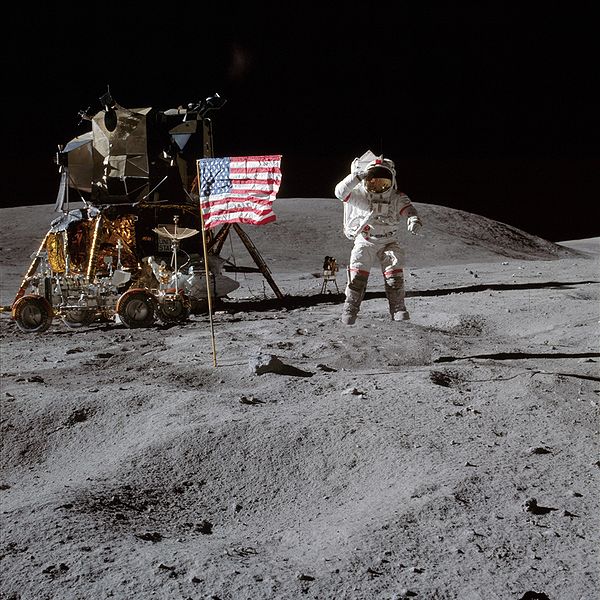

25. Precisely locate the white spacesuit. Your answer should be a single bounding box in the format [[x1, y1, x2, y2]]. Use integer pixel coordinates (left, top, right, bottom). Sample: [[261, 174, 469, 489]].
[[335, 151, 422, 325]]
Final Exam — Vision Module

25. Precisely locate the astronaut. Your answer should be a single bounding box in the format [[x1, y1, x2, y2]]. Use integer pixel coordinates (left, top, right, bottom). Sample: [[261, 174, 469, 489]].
[[335, 151, 422, 325]]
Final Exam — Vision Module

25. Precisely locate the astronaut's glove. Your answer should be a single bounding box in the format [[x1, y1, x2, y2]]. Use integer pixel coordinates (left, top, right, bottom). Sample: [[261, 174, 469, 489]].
[[351, 158, 367, 180], [407, 216, 422, 234]]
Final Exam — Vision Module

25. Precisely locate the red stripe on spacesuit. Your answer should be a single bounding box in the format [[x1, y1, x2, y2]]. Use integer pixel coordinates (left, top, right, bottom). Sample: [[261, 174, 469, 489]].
[[343, 193, 351, 202], [383, 268, 403, 275], [399, 204, 412, 215]]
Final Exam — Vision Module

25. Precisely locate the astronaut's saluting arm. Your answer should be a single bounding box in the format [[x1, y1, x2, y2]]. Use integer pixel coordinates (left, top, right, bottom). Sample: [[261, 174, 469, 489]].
[[334, 172, 364, 201]]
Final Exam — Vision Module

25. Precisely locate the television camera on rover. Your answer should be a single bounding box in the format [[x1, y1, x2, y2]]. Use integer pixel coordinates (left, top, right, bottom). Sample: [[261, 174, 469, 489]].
[[11, 91, 241, 333]]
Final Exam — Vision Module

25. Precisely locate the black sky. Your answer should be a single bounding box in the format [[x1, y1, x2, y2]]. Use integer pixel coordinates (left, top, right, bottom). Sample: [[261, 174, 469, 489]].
[[2, 3, 598, 241]]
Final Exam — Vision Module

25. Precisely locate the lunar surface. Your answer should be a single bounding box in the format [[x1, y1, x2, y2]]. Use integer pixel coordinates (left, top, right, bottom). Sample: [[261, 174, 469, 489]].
[[1, 199, 598, 599]]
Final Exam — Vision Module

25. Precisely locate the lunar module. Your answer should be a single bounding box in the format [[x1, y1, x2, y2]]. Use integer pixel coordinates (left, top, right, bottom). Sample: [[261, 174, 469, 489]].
[[11, 90, 250, 333]]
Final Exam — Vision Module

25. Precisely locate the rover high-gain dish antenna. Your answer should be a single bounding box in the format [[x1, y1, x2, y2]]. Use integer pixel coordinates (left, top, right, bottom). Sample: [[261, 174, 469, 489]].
[[153, 224, 199, 242], [152, 216, 199, 293]]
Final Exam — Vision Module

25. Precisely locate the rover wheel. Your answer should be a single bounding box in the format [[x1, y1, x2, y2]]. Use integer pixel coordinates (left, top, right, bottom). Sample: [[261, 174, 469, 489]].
[[116, 290, 156, 328], [61, 309, 96, 329], [12, 295, 53, 333], [157, 295, 191, 323]]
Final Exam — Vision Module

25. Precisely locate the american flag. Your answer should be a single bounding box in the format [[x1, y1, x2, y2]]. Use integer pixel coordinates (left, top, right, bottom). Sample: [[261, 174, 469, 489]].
[[197, 155, 282, 230]]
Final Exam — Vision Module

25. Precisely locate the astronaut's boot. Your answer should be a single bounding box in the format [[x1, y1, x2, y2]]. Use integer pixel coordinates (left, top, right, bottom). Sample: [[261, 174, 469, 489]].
[[385, 280, 409, 321], [341, 287, 362, 325], [341, 275, 367, 325]]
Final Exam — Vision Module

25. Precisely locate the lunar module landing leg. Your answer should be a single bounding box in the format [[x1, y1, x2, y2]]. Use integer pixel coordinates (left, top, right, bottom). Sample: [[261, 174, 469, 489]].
[[209, 223, 284, 300]]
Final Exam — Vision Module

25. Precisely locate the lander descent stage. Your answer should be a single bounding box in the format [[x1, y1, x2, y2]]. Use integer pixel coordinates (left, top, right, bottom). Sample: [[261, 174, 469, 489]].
[[8, 91, 281, 333]]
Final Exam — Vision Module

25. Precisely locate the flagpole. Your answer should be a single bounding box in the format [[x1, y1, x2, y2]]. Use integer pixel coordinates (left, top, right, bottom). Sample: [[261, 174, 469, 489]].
[[196, 160, 218, 367]]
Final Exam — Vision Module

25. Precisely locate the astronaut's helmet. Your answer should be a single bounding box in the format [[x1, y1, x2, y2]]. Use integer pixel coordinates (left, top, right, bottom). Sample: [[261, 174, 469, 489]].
[[364, 157, 395, 194]]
